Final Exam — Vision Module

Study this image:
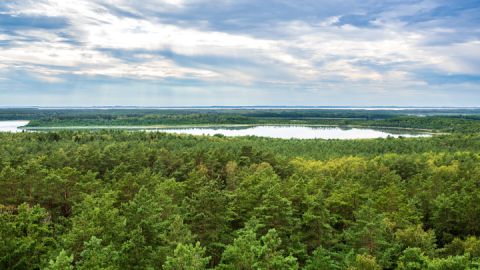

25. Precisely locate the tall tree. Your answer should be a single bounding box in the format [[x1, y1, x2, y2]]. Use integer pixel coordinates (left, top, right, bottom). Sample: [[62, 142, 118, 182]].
[[163, 242, 210, 270]]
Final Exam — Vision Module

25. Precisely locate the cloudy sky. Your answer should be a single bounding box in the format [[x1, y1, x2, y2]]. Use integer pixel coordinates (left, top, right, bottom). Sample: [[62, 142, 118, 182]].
[[0, 0, 479, 106]]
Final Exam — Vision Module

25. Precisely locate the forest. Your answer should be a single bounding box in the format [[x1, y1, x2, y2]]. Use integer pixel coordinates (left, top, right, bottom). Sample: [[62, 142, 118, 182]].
[[1, 127, 480, 269], [2, 0, 480, 268]]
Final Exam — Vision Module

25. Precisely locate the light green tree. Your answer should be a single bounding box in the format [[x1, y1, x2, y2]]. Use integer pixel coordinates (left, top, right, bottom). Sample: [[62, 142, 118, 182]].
[[163, 242, 210, 270], [46, 250, 74, 270], [76, 236, 120, 270]]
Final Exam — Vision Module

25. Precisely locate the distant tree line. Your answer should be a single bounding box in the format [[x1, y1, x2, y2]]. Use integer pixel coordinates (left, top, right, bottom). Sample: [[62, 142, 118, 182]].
[[2, 108, 480, 133]]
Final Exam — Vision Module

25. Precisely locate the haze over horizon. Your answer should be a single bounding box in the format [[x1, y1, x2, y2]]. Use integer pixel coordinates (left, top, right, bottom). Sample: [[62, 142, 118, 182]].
[[1, 0, 479, 106]]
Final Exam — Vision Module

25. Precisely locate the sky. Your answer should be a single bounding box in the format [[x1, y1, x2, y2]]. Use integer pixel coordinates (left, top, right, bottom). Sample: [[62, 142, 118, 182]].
[[0, 0, 479, 106]]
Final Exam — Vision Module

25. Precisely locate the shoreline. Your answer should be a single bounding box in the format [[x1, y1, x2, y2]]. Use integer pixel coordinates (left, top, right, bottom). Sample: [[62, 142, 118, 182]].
[[20, 123, 439, 134]]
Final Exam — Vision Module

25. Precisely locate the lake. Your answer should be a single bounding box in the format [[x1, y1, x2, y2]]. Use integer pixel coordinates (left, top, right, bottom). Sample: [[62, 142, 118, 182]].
[[0, 120, 29, 132], [0, 121, 432, 139], [156, 125, 431, 139]]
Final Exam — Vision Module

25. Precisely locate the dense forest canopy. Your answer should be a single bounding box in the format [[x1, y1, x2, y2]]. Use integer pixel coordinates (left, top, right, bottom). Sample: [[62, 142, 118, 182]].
[[1, 109, 480, 269]]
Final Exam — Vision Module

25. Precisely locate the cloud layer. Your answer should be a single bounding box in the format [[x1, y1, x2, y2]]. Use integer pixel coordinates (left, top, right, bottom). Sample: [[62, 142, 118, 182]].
[[0, 0, 479, 106]]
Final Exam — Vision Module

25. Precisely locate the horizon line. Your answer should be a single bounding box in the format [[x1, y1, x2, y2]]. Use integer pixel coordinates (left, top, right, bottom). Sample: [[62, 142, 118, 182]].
[[1, 105, 480, 110]]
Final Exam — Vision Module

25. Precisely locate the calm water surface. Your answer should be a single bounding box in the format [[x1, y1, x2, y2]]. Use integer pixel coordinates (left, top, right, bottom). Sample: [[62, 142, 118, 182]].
[[0, 121, 432, 139], [156, 126, 431, 139], [0, 121, 29, 132]]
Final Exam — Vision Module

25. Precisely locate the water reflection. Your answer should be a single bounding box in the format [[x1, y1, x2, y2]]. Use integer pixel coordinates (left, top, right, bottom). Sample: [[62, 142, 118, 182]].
[[0, 122, 432, 139], [156, 125, 431, 139], [0, 121, 29, 132]]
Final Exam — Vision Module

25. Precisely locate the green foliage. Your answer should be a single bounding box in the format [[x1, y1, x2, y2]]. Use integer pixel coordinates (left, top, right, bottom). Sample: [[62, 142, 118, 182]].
[[344, 204, 390, 254], [255, 229, 299, 270], [303, 247, 341, 270], [0, 203, 55, 270], [163, 242, 210, 270], [395, 225, 437, 256], [427, 254, 473, 270], [76, 236, 120, 270], [62, 191, 126, 256], [217, 221, 260, 270], [397, 248, 429, 270], [218, 221, 298, 270], [0, 130, 480, 268], [301, 192, 332, 252], [348, 254, 382, 270], [45, 250, 74, 270]]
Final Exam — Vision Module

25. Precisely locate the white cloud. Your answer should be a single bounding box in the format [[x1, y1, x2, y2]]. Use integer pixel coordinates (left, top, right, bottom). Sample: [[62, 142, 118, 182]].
[[0, 40, 219, 81], [0, 34, 12, 41], [2, 0, 479, 88], [72, 57, 219, 80], [425, 40, 480, 74], [0, 43, 115, 67]]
